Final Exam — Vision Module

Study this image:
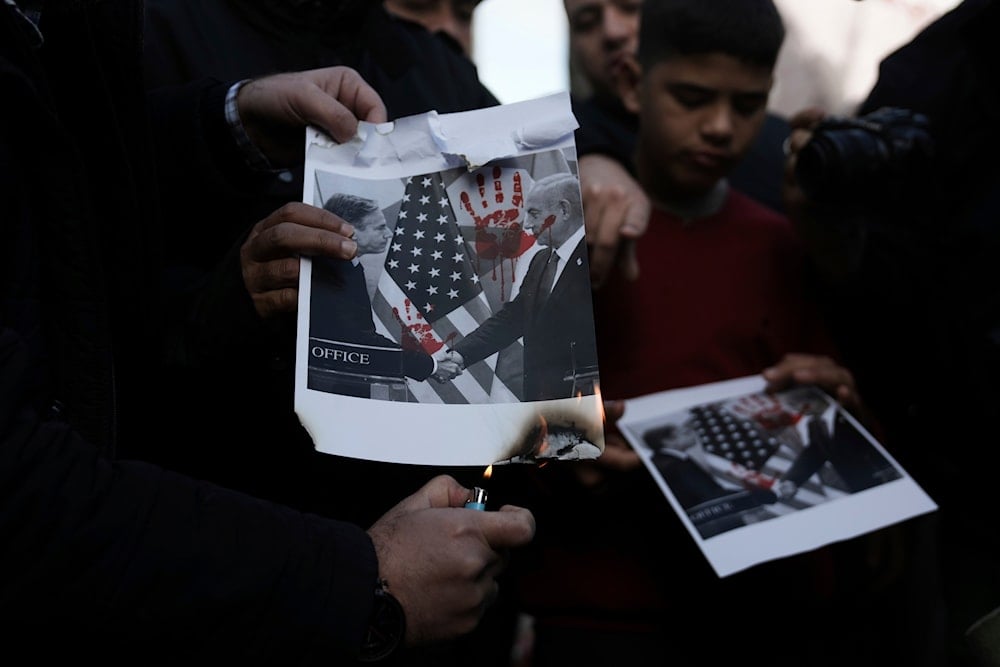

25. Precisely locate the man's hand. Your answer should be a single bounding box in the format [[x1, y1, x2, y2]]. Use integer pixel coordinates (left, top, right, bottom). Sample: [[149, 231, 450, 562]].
[[762, 352, 865, 419], [781, 106, 827, 224], [578, 154, 650, 288], [240, 202, 358, 318], [237, 66, 388, 167], [431, 349, 464, 382], [367, 475, 535, 646]]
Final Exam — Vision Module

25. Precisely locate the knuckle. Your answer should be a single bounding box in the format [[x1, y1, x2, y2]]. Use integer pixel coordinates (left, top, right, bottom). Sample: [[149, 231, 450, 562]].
[[261, 223, 289, 250], [277, 287, 298, 312], [277, 257, 300, 282]]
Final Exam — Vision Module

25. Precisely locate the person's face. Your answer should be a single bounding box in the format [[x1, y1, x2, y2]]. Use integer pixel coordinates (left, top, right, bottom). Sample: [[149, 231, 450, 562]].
[[654, 422, 701, 453], [354, 209, 393, 255], [524, 186, 575, 248], [624, 53, 772, 200], [384, 0, 482, 57], [563, 0, 641, 97]]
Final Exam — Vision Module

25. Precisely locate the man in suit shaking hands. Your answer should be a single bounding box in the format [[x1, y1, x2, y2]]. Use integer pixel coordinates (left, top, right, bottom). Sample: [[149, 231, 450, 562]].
[[434, 172, 600, 401], [308, 193, 435, 397]]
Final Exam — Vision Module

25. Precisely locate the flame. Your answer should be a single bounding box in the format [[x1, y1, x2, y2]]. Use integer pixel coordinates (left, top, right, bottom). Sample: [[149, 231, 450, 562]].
[[483, 464, 493, 480], [536, 414, 550, 455], [595, 382, 606, 424]]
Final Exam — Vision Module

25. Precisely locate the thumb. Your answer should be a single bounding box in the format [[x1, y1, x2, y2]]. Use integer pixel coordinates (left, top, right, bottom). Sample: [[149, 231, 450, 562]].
[[407, 474, 469, 510]]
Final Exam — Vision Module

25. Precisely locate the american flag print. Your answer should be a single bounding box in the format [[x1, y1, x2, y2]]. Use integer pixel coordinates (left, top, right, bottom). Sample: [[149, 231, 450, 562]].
[[371, 171, 520, 404], [644, 387, 902, 540]]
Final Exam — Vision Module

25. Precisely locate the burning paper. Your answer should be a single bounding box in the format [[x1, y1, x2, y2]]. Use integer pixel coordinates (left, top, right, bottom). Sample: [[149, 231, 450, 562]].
[[295, 93, 604, 466]]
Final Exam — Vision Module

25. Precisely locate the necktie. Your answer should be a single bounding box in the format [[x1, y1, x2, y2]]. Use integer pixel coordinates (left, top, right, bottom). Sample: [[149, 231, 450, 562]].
[[537, 248, 560, 301]]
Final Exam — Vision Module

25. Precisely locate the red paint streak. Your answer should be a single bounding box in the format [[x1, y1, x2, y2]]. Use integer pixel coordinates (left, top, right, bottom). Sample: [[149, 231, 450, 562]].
[[457, 168, 538, 303], [754, 408, 796, 430], [493, 165, 504, 204], [538, 214, 557, 235], [392, 299, 444, 354]]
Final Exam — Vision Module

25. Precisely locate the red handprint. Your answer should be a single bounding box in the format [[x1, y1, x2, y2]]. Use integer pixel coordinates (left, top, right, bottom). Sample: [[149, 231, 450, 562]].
[[730, 393, 805, 431], [459, 166, 536, 258], [392, 298, 450, 355], [457, 166, 537, 302]]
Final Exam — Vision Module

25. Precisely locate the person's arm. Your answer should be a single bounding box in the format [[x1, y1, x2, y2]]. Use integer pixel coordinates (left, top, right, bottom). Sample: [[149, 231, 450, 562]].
[[450, 296, 526, 369], [147, 66, 387, 213], [1, 326, 534, 660], [578, 153, 649, 288], [157, 69, 385, 368], [0, 327, 375, 660], [571, 95, 649, 288]]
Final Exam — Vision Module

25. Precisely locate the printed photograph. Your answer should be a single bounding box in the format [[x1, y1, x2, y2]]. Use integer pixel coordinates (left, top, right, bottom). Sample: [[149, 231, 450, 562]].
[[306, 147, 600, 405], [625, 386, 902, 539]]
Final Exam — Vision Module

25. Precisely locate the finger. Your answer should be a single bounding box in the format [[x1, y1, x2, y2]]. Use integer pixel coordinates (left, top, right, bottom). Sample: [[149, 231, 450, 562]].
[[308, 67, 388, 140], [244, 256, 301, 293], [249, 287, 299, 318], [321, 66, 388, 125], [787, 127, 815, 157], [253, 202, 355, 237], [620, 191, 650, 239], [484, 506, 536, 547], [246, 219, 357, 263], [401, 474, 466, 510], [585, 193, 623, 288], [788, 106, 826, 131]]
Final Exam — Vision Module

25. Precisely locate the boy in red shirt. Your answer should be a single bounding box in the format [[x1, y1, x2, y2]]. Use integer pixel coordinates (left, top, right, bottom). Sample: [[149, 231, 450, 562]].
[[508, 2, 878, 665]]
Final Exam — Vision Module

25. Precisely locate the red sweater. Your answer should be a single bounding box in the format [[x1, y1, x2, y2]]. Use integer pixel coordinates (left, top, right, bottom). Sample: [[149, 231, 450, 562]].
[[513, 189, 839, 630], [595, 189, 836, 399]]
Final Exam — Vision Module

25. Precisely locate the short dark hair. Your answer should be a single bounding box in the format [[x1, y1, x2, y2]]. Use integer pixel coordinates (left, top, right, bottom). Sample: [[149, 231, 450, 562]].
[[322, 192, 381, 227], [638, 0, 785, 70]]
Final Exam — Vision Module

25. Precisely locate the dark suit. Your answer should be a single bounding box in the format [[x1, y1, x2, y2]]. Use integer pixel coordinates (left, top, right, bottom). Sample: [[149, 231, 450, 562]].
[[452, 238, 599, 401], [308, 257, 433, 396]]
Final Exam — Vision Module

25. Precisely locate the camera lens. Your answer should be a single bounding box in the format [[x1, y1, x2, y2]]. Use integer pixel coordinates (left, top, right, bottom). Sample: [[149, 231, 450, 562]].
[[793, 108, 933, 211], [796, 127, 889, 204]]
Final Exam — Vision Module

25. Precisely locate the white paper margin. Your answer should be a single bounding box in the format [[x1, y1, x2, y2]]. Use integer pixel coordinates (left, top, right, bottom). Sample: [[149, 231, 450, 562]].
[[294, 93, 603, 466], [618, 375, 938, 577]]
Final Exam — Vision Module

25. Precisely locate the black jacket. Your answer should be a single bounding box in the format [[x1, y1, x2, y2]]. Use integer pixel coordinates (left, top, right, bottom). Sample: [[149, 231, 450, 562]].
[[0, 2, 377, 662], [136, 0, 498, 523], [144, 0, 500, 271]]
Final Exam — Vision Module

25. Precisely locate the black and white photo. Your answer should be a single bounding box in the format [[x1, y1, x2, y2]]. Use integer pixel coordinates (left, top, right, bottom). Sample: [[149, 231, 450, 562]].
[[295, 93, 605, 465]]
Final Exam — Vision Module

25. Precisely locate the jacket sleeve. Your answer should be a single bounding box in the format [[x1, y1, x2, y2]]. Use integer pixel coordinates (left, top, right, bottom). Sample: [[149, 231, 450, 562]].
[[0, 326, 377, 663], [451, 294, 527, 368]]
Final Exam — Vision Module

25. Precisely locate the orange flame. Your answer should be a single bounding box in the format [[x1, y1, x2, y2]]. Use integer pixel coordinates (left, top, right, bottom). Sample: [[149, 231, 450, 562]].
[[483, 464, 493, 480], [536, 414, 550, 455], [595, 382, 606, 424]]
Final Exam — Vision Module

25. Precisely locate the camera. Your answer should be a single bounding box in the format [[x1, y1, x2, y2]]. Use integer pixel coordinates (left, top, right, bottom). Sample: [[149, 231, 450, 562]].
[[795, 107, 934, 209]]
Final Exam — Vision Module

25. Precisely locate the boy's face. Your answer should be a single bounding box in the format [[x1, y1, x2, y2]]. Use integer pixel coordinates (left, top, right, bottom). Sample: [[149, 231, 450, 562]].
[[624, 53, 773, 200]]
